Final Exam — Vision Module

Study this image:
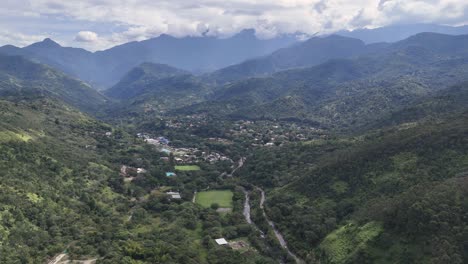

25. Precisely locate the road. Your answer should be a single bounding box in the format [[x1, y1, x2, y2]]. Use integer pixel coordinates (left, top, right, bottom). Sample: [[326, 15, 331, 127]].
[[47, 253, 66, 264], [229, 157, 246, 176], [256, 187, 304, 264], [192, 191, 197, 203], [242, 188, 252, 224]]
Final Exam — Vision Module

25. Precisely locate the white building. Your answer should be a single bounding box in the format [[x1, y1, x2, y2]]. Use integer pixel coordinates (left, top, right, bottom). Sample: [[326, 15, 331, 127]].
[[166, 191, 181, 199], [215, 238, 228, 245]]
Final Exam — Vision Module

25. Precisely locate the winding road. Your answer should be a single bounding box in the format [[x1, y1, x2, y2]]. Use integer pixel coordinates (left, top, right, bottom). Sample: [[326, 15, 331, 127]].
[[242, 189, 252, 224], [254, 187, 304, 264], [214, 156, 303, 263], [229, 157, 246, 177]]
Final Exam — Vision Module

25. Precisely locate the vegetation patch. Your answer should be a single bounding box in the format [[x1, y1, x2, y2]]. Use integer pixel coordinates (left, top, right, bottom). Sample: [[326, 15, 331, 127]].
[[175, 165, 201, 171], [331, 181, 349, 195], [0, 131, 33, 142], [319, 221, 383, 264], [196, 190, 233, 208], [26, 193, 43, 203]]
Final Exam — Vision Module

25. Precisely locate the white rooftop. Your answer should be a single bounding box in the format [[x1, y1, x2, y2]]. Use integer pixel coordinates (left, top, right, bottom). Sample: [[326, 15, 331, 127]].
[[166, 191, 181, 199], [215, 238, 228, 245]]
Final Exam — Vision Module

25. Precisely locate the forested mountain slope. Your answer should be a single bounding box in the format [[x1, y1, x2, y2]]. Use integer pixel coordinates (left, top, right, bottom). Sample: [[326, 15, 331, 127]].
[[104, 63, 213, 118], [240, 102, 468, 263], [371, 81, 468, 129], [205, 35, 384, 84], [207, 32, 468, 84], [0, 97, 277, 263], [0, 98, 119, 262], [105, 62, 190, 100], [0, 55, 107, 113], [182, 33, 468, 130]]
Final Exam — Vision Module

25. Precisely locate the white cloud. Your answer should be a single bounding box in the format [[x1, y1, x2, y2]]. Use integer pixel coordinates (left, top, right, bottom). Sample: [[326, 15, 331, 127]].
[[0, 30, 48, 47], [75, 31, 98, 42], [1, 0, 468, 50]]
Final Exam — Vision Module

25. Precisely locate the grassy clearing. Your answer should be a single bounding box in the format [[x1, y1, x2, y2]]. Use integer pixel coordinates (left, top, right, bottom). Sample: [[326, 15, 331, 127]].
[[175, 165, 201, 171], [196, 190, 233, 208]]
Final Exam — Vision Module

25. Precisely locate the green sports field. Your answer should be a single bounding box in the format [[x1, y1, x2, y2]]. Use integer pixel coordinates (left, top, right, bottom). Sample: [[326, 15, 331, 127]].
[[195, 190, 233, 208], [175, 165, 201, 171]]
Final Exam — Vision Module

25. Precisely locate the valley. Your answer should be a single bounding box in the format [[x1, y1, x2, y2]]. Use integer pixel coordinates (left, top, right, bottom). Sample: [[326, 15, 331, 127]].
[[0, 24, 468, 264]]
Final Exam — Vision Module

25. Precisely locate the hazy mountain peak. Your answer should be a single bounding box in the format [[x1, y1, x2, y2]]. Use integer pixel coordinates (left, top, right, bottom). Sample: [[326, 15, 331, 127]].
[[27, 38, 61, 49], [0, 44, 18, 49], [232, 28, 257, 38], [155, 33, 177, 40]]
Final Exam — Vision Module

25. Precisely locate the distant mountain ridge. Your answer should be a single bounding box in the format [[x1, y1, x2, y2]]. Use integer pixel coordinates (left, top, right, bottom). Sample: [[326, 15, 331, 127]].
[[205, 35, 389, 84], [206, 29, 468, 84], [2, 23, 468, 90], [179, 32, 468, 130], [336, 23, 468, 43], [0, 29, 298, 89]]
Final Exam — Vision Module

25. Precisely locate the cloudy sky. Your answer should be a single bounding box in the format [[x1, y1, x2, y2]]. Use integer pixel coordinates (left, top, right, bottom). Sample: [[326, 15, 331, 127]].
[[1, 0, 468, 51]]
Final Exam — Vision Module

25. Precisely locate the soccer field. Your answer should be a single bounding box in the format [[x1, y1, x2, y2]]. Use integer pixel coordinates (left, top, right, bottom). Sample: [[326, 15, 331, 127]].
[[195, 190, 233, 208], [175, 165, 201, 171]]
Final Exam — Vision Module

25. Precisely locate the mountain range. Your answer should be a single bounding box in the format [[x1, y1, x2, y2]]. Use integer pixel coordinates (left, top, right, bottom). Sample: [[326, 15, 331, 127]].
[[4, 28, 468, 130], [0, 29, 298, 89], [205, 35, 388, 84], [2, 23, 468, 91], [168, 33, 468, 130]]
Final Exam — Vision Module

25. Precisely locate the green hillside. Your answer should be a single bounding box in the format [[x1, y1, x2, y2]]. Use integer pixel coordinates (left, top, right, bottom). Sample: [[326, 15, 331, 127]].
[[240, 102, 468, 263], [0, 55, 108, 113], [104, 63, 215, 119], [105, 62, 190, 100], [0, 97, 279, 263], [0, 98, 117, 262]]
